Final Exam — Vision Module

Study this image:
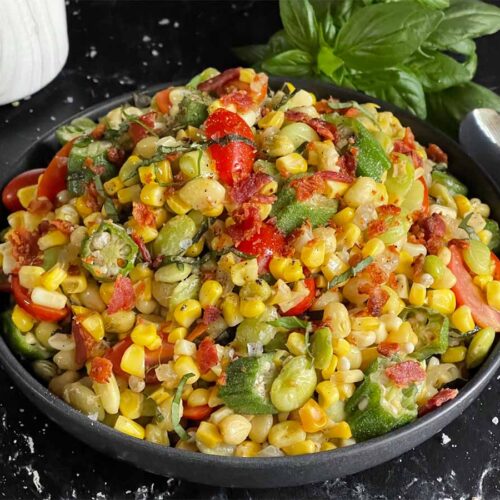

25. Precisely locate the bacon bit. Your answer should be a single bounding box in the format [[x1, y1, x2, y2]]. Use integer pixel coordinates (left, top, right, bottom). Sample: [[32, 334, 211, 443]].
[[361, 263, 388, 286], [106, 147, 126, 166], [385, 360, 426, 387], [27, 197, 53, 215], [84, 182, 102, 212], [337, 151, 357, 179], [367, 219, 388, 239], [130, 233, 152, 264], [344, 107, 360, 118], [8, 228, 42, 266], [377, 342, 400, 357], [290, 170, 354, 202], [198, 67, 240, 94], [387, 272, 398, 290], [226, 203, 262, 244], [202, 306, 221, 325], [426, 143, 448, 164], [90, 123, 106, 140], [132, 202, 156, 228], [284, 111, 338, 141], [88, 162, 106, 176], [377, 204, 401, 217], [393, 128, 423, 168], [412, 254, 425, 279], [410, 213, 446, 255], [89, 357, 113, 384], [448, 238, 469, 250], [348, 253, 363, 267], [196, 337, 219, 374], [367, 287, 389, 316], [107, 275, 136, 314], [314, 99, 332, 114], [50, 219, 74, 235], [230, 172, 273, 204], [72, 319, 98, 365], [220, 90, 254, 112], [418, 388, 458, 416]]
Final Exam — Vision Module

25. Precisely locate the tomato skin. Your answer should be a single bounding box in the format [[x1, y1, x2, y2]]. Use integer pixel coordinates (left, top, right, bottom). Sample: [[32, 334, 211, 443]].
[[281, 278, 316, 316], [73, 320, 99, 365], [12, 276, 70, 322], [418, 177, 430, 216], [205, 109, 255, 186], [104, 337, 132, 379], [236, 223, 286, 271], [2, 169, 46, 212], [38, 140, 75, 202], [196, 337, 218, 374], [448, 244, 500, 331], [491, 252, 500, 281], [182, 404, 213, 421], [155, 88, 172, 114], [129, 111, 156, 146]]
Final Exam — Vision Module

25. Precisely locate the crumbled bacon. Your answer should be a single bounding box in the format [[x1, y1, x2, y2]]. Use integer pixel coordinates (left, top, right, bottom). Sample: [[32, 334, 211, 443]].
[[284, 111, 338, 141], [377, 342, 400, 357], [290, 170, 354, 202], [220, 90, 254, 112], [202, 306, 221, 325], [230, 172, 273, 204], [84, 182, 102, 212], [27, 197, 53, 215], [418, 388, 458, 416], [89, 357, 113, 384], [410, 213, 446, 255], [226, 203, 262, 244], [337, 151, 357, 179], [412, 254, 425, 279], [377, 204, 401, 217], [426, 143, 448, 164], [72, 319, 98, 365], [132, 202, 156, 227], [198, 68, 240, 94], [8, 228, 42, 266], [385, 360, 426, 387], [106, 147, 126, 167], [314, 99, 332, 114], [50, 219, 74, 235], [367, 219, 387, 239], [131, 232, 152, 264], [107, 275, 136, 314], [196, 337, 219, 374], [367, 287, 389, 316], [393, 128, 422, 168]]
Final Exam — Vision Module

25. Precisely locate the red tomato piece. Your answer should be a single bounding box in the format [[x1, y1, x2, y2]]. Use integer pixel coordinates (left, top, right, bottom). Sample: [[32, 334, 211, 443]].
[[418, 177, 430, 216], [204, 108, 256, 186], [448, 243, 500, 330], [281, 278, 316, 316], [377, 342, 400, 357], [2, 168, 46, 213], [155, 88, 172, 114], [491, 252, 500, 281], [236, 222, 286, 271], [73, 319, 99, 365], [106, 275, 136, 314], [104, 337, 132, 379], [385, 360, 426, 387], [182, 404, 213, 421], [89, 356, 113, 384], [196, 337, 219, 374], [144, 339, 175, 384], [128, 111, 156, 146], [12, 276, 69, 322], [38, 140, 75, 202]]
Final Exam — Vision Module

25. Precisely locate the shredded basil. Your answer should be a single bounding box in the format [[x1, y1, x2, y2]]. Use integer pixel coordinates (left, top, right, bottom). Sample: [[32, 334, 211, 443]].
[[268, 316, 310, 330], [459, 213, 479, 240], [93, 175, 119, 222], [172, 372, 194, 441], [329, 256, 373, 288]]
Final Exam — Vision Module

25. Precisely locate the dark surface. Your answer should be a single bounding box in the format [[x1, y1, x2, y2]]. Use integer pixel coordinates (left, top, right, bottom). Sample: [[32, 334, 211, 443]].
[[0, 1, 499, 498]]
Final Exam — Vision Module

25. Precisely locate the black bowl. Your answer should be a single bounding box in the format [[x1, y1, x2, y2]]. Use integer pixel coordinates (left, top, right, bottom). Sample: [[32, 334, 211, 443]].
[[0, 78, 498, 488]]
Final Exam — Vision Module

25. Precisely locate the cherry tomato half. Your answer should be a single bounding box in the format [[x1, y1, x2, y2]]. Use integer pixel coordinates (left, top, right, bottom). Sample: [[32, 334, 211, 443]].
[[419, 176, 430, 217], [2, 168, 46, 213], [154, 88, 173, 114], [205, 108, 255, 186], [73, 320, 99, 365], [182, 404, 213, 421], [129, 111, 157, 146], [491, 251, 500, 281], [12, 276, 70, 322], [282, 277, 316, 316]]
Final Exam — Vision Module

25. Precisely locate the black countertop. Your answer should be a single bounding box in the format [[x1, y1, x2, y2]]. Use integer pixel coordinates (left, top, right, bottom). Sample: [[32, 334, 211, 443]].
[[0, 1, 499, 498]]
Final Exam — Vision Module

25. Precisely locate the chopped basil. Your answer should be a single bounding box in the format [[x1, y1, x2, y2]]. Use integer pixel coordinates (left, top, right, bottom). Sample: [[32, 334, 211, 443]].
[[329, 256, 373, 288], [171, 372, 194, 441]]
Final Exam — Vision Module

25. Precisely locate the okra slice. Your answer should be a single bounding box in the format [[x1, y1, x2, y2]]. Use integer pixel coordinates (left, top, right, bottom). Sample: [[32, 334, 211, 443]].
[[81, 222, 138, 281]]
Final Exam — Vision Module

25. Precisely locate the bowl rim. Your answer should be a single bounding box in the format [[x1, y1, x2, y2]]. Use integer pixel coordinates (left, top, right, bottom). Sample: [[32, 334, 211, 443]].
[[0, 76, 499, 473]]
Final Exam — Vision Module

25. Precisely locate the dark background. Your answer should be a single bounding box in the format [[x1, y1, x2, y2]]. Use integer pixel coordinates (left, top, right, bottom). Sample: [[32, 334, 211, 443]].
[[0, 1, 499, 499]]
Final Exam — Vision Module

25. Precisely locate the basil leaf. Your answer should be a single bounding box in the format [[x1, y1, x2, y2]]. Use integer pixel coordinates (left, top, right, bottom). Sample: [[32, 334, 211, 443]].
[[262, 50, 314, 77], [459, 213, 479, 240], [268, 316, 311, 330], [171, 372, 194, 441], [279, 0, 319, 52], [319, 12, 337, 46], [329, 256, 373, 288], [317, 46, 344, 79], [426, 82, 500, 136], [352, 67, 427, 118], [427, 0, 500, 50], [269, 30, 293, 55], [409, 50, 476, 92], [334, 3, 444, 70], [233, 44, 270, 65], [417, 0, 450, 8]]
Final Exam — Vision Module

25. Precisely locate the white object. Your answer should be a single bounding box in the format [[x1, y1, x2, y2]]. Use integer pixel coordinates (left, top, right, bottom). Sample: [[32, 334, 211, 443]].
[[0, 0, 68, 105]]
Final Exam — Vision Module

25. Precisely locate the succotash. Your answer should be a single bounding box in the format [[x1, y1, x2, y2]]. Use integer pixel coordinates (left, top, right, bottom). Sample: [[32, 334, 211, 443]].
[[1, 67, 499, 458]]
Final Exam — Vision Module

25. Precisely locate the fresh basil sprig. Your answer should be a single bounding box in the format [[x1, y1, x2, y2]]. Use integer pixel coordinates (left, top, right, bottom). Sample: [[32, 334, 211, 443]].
[[171, 372, 194, 441]]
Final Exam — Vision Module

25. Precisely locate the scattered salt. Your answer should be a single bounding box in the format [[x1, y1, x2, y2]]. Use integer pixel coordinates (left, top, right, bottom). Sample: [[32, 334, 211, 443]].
[[142, 35, 151, 42], [173, 21, 180, 28], [151, 49, 159, 57], [441, 433, 451, 445], [492, 416, 499, 425], [158, 18, 170, 25]]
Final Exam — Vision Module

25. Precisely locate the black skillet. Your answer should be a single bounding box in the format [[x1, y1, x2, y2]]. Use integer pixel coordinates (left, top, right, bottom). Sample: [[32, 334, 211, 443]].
[[0, 77, 498, 488]]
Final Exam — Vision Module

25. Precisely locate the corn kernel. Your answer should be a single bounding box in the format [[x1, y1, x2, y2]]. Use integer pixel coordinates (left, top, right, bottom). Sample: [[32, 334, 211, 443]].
[[12, 305, 35, 333], [478, 229, 492, 246], [31, 287, 67, 309], [283, 259, 305, 282], [332, 207, 355, 226], [154, 160, 173, 184], [320, 442, 337, 452], [268, 421, 306, 449], [387, 321, 418, 345], [131, 323, 159, 349], [239, 297, 266, 318], [173, 355, 200, 384], [321, 255, 349, 282], [299, 399, 328, 433], [427, 289, 456, 315], [196, 421, 222, 448], [454, 195, 472, 217], [231, 259, 259, 286], [120, 344, 145, 378], [486, 281, 500, 310], [40, 264, 68, 292], [174, 299, 202, 328], [473, 274, 493, 290], [166, 193, 191, 215], [99, 282, 115, 305], [362, 238, 385, 258], [168, 326, 188, 343], [409, 282, 426, 307], [61, 272, 87, 294], [337, 223, 361, 249], [187, 388, 210, 407], [286, 332, 306, 356], [395, 250, 413, 277], [185, 237, 205, 257], [351, 317, 380, 331], [127, 220, 158, 244], [321, 354, 338, 380], [119, 389, 144, 419], [19, 265, 45, 289], [283, 440, 316, 455], [117, 184, 141, 204], [114, 415, 145, 439], [258, 110, 285, 129], [316, 381, 340, 409], [276, 152, 308, 177], [260, 180, 278, 196], [451, 305, 475, 333], [138, 165, 156, 185], [324, 421, 352, 440], [104, 176, 124, 196], [140, 183, 166, 207], [17, 185, 38, 209], [37, 231, 69, 250], [235, 441, 261, 457], [332, 338, 350, 357], [301, 239, 326, 268], [199, 280, 223, 308], [81, 313, 105, 341], [221, 293, 244, 327], [74, 197, 93, 217], [441, 345, 467, 363]]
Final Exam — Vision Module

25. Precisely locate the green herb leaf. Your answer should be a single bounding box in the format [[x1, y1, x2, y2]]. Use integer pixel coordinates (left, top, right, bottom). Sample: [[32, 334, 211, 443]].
[[485, 219, 500, 252], [317, 46, 344, 79], [262, 49, 314, 77], [233, 44, 270, 65], [319, 11, 337, 46], [417, 0, 450, 9], [171, 372, 194, 441], [279, 0, 319, 52], [329, 256, 373, 288], [334, 3, 444, 70], [268, 316, 311, 330], [459, 213, 480, 240]]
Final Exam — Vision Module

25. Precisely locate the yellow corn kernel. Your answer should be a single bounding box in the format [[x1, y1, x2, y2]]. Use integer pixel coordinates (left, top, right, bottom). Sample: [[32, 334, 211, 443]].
[[185, 237, 205, 257], [196, 421, 222, 448], [235, 441, 261, 457], [283, 259, 305, 282], [269, 256, 288, 280], [81, 313, 105, 341], [324, 421, 352, 440], [140, 183, 166, 207], [74, 197, 93, 218], [131, 323, 159, 349], [409, 282, 427, 307], [316, 381, 340, 409], [40, 264, 68, 292], [71, 305, 92, 316], [61, 272, 87, 294], [99, 282, 115, 305], [166, 193, 191, 215], [454, 195, 472, 217], [239, 297, 266, 318], [37, 230, 69, 250], [478, 229, 492, 246], [221, 293, 244, 327], [173, 355, 200, 384], [387, 321, 418, 345], [149, 387, 171, 406], [154, 160, 173, 184], [230, 259, 259, 286], [283, 440, 316, 456], [486, 281, 500, 310], [395, 250, 413, 277], [187, 388, 210, 407], [138, 165, 156, 185], [31, 287, 67, 309], [360, 346, 379, 371], [321, 254, 350, 282], [321, 354, 339, 379], [362, 238, 385, 258], [129, 263, 153, 282], [332, 338, 350, 357], [473, 274, 493, 290], [120, 389, 144, 420], [299, 399, 328, 433], [260, 180, 278, 197], [114, 415, 145, 439], [135, 277, 152, 301], [337, 223, 361, 249], [451, 305, 475, 333], [324, 180, 350, 198], [276, 152, 308, 177], [199, 280, 223, 308], [167, 326, 188, 343], [202, 203, 224, 217], [351, 316, 380, 331], [286, 332, 306, 356], [268, 421, 306, 449], [117, 184, 141, 204], [120, 344, 145, 378], [19, 265, 45, 289], [127, 220, 159, 244], [258, 110, 285, 129], [104, 176, 125, 196], [301, 239, 326, 269], [17, 185, 38, 209], [332, 207, 355, 226], [12, 305, 35, 333], [382, 286, 406, 315], [320, 442, 337, 452], [441, 345, 467, 363], [257, 203, 272, 220], [174, 299, 202, 328], [427, 289, 456, 315]]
